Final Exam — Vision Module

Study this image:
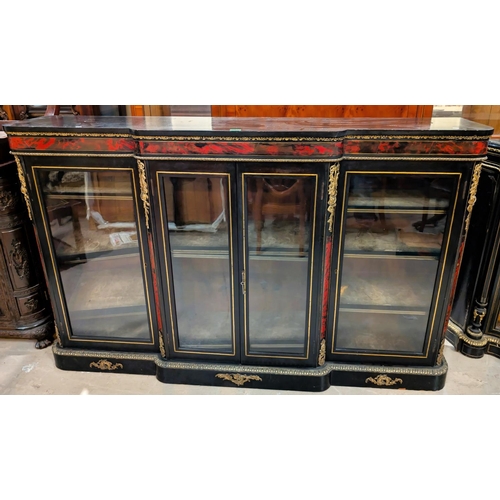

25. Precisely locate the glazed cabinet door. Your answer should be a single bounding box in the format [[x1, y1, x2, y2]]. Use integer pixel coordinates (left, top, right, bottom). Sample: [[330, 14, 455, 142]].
[[238, 163, 327, 367], [328, 162, 466, 364], [151, 161, 240, 361], [23, 157, 158, 351]]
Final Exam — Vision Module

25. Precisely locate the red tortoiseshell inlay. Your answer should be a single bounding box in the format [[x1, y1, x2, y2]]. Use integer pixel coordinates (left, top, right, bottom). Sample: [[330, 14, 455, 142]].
[[148, 234, 163, 331], [138, 140, 342, 157], [344, 140, 488, 156], [8, 136, 136, 153], [441, 239, 466, 338], [320, 237, 333, 340], [8, 135, 489, 158]]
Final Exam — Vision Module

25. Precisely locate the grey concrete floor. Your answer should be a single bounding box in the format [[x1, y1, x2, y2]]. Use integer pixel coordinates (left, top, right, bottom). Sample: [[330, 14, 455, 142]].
[[1, 338, 500, 394]]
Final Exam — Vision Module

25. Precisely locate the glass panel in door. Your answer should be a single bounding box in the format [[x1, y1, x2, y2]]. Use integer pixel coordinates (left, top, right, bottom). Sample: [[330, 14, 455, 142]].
[[333, 172, 460, 355], [243, 173, 318, 358], [35, 167, 152, 343], [159, 173, 235, 355]]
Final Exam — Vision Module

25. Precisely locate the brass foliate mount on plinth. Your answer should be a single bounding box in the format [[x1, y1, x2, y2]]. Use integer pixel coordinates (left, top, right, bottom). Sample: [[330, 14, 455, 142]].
[[365, 374, 403, 387], [327, 162, 340, 232], [137, 159, 150, 229], [215, 373, 263, 387], [90, 360, 124, 371], [14, 155, 33, 221]]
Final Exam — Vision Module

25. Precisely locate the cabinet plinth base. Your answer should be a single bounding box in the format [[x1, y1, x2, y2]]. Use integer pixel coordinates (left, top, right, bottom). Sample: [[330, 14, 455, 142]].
[[446, 319, 500, 359], [52, 344, 448, 392]]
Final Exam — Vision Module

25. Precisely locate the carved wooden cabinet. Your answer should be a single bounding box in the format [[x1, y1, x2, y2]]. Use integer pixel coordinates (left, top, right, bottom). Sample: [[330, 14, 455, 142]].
[[3, 116, 492, 390], [447, 140, 500, 357], [0, 131, 53, 346]]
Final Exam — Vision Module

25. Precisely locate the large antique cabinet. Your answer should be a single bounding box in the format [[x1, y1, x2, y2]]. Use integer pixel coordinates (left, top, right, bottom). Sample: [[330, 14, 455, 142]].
[[4, 116, 492, 391], [447, 140, 500, 358]]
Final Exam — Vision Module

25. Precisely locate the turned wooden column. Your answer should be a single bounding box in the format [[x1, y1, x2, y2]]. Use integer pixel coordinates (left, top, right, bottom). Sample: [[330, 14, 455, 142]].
[[0, 131, 54, 347]]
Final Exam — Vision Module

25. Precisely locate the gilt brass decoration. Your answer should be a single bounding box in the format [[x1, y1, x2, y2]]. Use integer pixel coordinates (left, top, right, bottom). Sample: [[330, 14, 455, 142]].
[[159, 331, 166, 358], [436, 339, 445, 365], [473, 308, 487, 326], [365, 374, 403, 386], [90, 359, 124, 371], [137, 159, 150, 229], [14, 155, 33, 220], [465, 163, 482, 234], [318, 339, 326, 366], [54, 323, 62, 346], [215, 373, 263, 386], [327, 162, 340, 232]]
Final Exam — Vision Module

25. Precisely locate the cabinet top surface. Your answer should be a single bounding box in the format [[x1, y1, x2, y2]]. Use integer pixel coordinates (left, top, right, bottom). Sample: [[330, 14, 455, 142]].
[[3, 116, 493, 136]]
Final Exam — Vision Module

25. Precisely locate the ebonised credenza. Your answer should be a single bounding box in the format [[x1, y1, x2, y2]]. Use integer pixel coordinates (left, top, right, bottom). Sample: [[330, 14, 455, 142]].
[[3, 116, 493, 391]]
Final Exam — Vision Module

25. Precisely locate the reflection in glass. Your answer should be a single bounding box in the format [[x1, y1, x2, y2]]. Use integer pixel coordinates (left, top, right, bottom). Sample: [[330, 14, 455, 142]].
[[245, 175, 316, 356], [163, 175, 233, 353], [335, 173, 455, 354], [37, 169, 150, 341]]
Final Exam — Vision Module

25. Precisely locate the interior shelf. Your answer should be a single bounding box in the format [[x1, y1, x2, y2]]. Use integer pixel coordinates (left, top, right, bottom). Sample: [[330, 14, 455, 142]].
[[338, 257, 438, 310], [347, 190, 451, 210]]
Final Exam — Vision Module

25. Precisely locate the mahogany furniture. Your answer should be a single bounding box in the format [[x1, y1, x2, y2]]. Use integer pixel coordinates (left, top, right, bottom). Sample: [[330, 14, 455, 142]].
[[3, 115, 492, 391], [0, 131, 53, 347], [211, 105, 433, 119], [462, 106, 500, 138]]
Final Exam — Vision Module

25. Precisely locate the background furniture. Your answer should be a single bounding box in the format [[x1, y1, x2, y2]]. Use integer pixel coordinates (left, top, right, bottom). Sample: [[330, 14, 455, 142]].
[[211, 105, 433, 118], [4, 115, 491, 390], [447, 139, 500, 358], [0, 105, 103, 120], [462, 106, 500, 138], [0, 130, 53, 347]]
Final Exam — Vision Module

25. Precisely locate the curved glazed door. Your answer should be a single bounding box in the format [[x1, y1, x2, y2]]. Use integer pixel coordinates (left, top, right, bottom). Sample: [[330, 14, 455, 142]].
[[328, 162, 466, 365], [25, 158, 157, 351]]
